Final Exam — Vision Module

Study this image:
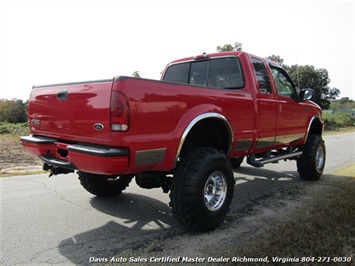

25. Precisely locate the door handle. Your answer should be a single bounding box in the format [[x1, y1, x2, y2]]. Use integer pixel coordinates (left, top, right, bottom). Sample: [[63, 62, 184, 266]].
[[57, 89, 68, 100]]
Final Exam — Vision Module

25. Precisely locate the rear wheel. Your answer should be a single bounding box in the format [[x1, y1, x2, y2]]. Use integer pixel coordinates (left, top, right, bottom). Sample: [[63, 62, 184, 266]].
[[169, 147, 235, 232], [78, 172, 133, 197], [297, 134, 326, 181]]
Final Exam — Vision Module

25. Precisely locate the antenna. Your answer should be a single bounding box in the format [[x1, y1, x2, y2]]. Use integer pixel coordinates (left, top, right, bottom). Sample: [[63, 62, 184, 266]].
[[296, 64, 300, 89], [296, 52, 300, 89]]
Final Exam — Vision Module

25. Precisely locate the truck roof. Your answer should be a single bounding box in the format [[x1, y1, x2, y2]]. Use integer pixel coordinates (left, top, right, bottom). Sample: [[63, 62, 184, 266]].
[[167, 51, 246, 65], [166, 51, 283, 69]]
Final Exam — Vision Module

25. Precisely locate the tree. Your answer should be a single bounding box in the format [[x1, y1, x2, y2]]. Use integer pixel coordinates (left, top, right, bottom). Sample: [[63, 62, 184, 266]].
[[216, 43, 341, 109], [266, 54, 340, 109], [217, 41, 243, 52], [0, 99, 27, 123], [266, 55, 284, 65], [132, 71, 141, 78], [330, 97, 355, 110], [284, 65, 340, 109]]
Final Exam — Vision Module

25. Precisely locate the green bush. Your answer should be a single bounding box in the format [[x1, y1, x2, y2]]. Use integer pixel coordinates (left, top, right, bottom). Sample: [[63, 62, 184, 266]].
[[323, 112, 355, 130], [0, 99, 27, 123], [0, 122, 30, 136]]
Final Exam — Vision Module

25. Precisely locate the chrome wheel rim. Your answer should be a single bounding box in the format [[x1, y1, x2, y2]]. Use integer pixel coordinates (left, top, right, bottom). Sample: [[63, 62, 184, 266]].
[[316, 146, 325, 170], [204, 171, 227, 211]]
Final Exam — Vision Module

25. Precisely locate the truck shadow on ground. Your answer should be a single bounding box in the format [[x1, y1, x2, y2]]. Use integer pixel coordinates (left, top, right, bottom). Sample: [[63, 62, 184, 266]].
[[58, 193, 184, 265], [58, 166, 301, 265], [231, 165, 302, 214]]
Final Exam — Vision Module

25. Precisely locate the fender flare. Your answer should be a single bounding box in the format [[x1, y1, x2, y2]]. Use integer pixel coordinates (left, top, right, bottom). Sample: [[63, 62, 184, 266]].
[[305, 115, 324, 141], [174, 112, 234, 165]]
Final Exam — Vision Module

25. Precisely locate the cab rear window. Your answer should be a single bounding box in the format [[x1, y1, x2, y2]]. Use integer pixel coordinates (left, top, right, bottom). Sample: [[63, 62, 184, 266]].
[[163, 57, 244, 89]]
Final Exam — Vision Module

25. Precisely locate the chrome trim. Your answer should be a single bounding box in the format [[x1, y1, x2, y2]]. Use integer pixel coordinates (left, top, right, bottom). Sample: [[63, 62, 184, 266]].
[[20, 135, 57, 145], [305, 116, 316, 141], [40, 155, 77, 170], [135, 148, 167, 166], [274, 133, 305, 145], [247, 151, 303, 167], [174, 113, 233, 165], [94, 123, 104, 131], [304, 115, 324, 141], [255, 136, 275, 149], [204, 170, 227, 211]]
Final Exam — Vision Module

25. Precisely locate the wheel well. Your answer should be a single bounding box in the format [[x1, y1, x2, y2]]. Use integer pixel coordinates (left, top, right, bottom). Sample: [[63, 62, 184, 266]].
[[309, 117, 324, 136], [180, 118, 231, 158]]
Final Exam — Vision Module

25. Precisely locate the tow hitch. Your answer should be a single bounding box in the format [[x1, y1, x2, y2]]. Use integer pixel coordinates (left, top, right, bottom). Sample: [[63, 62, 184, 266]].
[[43, 163, 75, 177]]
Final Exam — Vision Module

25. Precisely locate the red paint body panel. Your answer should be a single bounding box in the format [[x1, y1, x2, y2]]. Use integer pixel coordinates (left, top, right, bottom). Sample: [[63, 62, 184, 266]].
[[111, 77, 255, 172], [28, 80, 113, 145], [21, 51, 322, 175]]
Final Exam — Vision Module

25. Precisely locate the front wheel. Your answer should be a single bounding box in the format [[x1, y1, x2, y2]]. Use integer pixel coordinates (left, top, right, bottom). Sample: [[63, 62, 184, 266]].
[[297, 134, 326, 181], [169, 148, 235, 232], [78, 172, 133, 197]]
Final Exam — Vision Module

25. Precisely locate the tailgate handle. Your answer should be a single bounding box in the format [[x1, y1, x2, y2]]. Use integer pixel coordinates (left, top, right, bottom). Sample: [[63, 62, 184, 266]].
[[57, 89, 68, 100]]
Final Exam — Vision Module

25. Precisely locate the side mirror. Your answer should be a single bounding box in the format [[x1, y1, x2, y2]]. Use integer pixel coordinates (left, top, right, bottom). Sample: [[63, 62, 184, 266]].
[[299, 88, 314, 101]]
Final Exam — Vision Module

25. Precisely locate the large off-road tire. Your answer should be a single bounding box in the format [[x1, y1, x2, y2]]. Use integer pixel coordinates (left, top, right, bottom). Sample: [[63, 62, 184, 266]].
[[78, 172, 133, 197], [297, 134, 326, 181], [169, 147, 235, 232]]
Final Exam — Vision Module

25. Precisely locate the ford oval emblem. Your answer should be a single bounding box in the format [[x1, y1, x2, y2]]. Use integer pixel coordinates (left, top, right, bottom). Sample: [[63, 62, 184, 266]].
[[94, 123, 104, 131]]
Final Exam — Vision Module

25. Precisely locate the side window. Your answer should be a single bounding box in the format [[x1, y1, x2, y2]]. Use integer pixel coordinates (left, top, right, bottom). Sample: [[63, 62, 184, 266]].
[[251, 58, 272, 94], [163, 63, 189, 84], [271, 67, 298, 99]]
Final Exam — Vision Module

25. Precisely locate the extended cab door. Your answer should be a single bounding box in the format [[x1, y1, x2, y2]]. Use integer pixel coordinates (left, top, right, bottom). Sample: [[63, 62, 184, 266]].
[[270, 66, 309, 145], [250, 57, 278, 151]]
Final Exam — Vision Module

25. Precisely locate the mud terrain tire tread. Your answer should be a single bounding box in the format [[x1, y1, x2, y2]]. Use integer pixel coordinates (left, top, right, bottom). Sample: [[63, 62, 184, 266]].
[[78, 172, 133, 197], [169, 147, 235, 232], [297, 134, 326, 181]]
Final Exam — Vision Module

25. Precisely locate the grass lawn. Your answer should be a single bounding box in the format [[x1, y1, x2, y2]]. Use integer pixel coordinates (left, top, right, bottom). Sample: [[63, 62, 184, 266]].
[[216, 164, 355, 265]]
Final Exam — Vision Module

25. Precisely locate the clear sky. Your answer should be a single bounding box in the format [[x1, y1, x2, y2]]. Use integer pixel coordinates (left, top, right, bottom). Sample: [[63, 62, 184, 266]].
[[0, 0, 354, 101]]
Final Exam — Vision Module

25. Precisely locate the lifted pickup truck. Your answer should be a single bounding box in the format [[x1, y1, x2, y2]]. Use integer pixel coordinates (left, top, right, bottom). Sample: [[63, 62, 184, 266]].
[[21, 51, 325, 232]]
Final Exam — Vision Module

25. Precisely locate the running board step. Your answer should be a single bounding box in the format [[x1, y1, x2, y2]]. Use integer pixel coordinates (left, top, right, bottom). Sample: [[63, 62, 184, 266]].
[[247, 151, 303, 167]]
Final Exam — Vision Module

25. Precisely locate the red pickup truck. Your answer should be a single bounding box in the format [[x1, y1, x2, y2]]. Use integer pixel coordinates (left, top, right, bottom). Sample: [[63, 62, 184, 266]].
[[21, 51, 325, 232]]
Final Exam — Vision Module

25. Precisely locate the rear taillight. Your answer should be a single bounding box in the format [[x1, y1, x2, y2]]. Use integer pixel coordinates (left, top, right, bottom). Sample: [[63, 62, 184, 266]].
[[110, 91, 130, 131]]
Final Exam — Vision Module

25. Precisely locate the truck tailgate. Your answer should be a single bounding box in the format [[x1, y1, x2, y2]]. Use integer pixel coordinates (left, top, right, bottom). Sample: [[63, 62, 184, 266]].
[[28, 79, 113, 145]]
